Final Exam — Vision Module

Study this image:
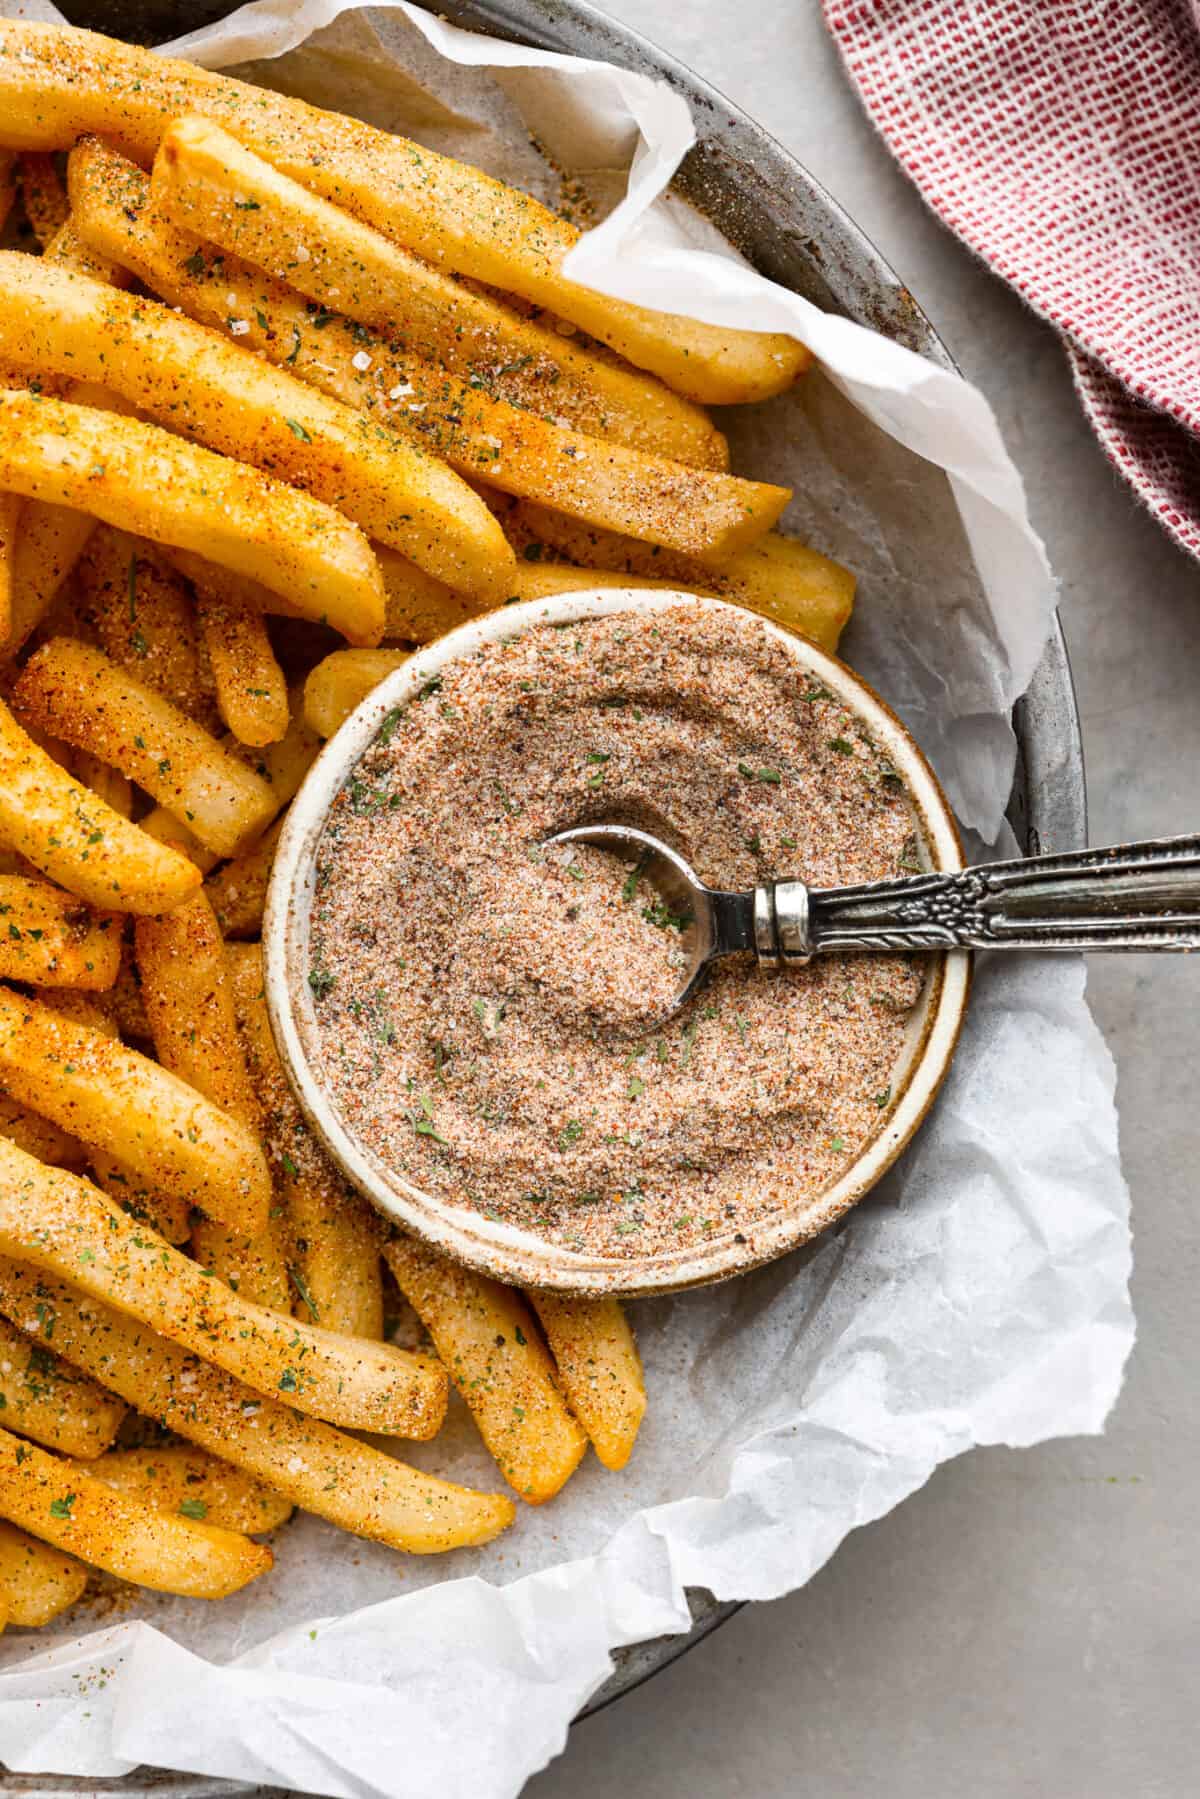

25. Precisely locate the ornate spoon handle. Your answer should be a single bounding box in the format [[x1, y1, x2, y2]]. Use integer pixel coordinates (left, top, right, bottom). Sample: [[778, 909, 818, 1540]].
[[754, 834, 1200, 960]]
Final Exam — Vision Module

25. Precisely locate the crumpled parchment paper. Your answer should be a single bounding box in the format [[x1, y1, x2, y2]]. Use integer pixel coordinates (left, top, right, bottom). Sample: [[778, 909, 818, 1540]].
[[0, 6, 1133, 1796]]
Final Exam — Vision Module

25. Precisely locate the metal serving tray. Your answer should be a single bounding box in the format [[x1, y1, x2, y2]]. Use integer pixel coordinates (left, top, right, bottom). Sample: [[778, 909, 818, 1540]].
[[3, 1, 1086, 1787]]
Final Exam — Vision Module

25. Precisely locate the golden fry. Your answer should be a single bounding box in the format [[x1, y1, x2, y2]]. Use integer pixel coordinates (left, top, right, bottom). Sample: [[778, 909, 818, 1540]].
[[0, 1422, 271, 1598], [0, 1096, 84, 1169], [90, 1155, 192, 1247], [65, 166, 783, 560], [0, 1310, 125, 1458], [228, 945, 383, 1339], [0, 696, 200, 915], [0, 252, 510, 602], [0, 874, 120, 991], [17, 151, 67, 246], [0, 1262, 512, 1552], [384, 1237, 587, 1504], [374, 547, 479, 643], [0, 1519, 86, 1625], [528, 1293, 646, 1472], [0, 490, 16, 645], [66, 1444, 292, 1535], [43, 215, 129, 285], [153, 117, 727, 470], [135, 886, 289, 1309], [0, 1138, 442, 1436], [304, 649, 409, 740], [7, 503, 96, 655], [0, 23, 807, 402], [204, 816, 283, 939], [512, 502, 856, 654], [75, 527, 216, 727], [65, 749, 133, 821], [0, 986, 271, 1231], [189, 564, 289, 748], [0, 388, 384, 637], [16, 639, 277, 858]]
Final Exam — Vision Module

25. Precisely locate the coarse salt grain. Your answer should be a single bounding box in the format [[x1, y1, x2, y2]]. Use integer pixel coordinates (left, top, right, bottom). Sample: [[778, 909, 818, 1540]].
[[351, 350, 372, 371]]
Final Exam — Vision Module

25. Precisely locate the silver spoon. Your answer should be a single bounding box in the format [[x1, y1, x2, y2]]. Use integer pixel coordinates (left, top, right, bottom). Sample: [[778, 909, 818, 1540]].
[[547, 823, 1200, 1012]]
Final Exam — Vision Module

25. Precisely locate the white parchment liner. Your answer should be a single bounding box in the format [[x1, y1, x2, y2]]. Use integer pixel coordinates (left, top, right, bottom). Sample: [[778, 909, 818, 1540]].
[[0, 7, 1132, 1796]]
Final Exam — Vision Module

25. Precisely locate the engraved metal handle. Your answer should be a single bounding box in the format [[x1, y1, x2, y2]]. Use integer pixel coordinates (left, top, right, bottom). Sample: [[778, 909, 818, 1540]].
[[747, 834, 1200, 962]]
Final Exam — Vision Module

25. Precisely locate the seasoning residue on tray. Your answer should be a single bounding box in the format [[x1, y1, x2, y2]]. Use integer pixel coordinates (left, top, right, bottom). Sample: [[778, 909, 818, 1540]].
[[309, 605, 923, 1259]]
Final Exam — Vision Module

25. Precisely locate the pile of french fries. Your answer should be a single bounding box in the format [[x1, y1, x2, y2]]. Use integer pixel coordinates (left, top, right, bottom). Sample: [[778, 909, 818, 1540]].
[[0, 21, 856, 1631]]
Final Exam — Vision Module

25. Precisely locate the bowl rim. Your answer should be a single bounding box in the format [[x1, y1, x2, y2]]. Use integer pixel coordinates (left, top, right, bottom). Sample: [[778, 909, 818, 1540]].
[[263, 587, 971, 1295]]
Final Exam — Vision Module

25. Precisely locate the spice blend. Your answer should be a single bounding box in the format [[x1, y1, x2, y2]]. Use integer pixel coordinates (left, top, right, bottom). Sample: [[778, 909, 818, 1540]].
[[310, 605, 923, 1260]]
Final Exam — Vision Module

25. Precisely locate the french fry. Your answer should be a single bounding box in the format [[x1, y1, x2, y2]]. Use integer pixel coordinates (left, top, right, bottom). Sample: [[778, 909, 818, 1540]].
[[0, 254, 510, 603], [188, 565, 289, 748], [7, 503, 96, 655], [43, 215, 129, 286], [90, 1155, 192, 1248], [0, 1311, 125, 1458], [17, 151, 67, 246], [75, 527, 216, 727], [0, 1262, 513, 1552], [228, 945, 383, 1339], [0, 874, 120, 991], [0, 1096, 84, 1169], [0, 23, 807, 403], [65, 749, 133, 821], [303, 649, 409, 739], [0, 1519, 86, 1624], [65, 167, 785, 562], [16, 639, 277, 858], [135, 886, 289, 1311], [0, 389, 385, 638], [383, 1237, 587, 1504], [205, 816, 283, 939], [527, 1293, 646, 1472], [374, 547, 479, 643], [499, 563, 685, 603], [66, 1444, 292, 1535], [0, 986, 271, 1231], [0, 1422, 272, 1598], [0, 1137, 443, 1436], [137, 805, 220, 877], [511, 502, 856, 654], [107, 936, 151, 1042], [0, 490, 16, 645], [153, 117, 728, 471], [0, 696, 200, 915]]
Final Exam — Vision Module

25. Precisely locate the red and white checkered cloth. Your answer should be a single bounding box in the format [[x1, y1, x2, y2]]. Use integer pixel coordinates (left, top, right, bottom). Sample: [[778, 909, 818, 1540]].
[[824, 0, 1200, 562]]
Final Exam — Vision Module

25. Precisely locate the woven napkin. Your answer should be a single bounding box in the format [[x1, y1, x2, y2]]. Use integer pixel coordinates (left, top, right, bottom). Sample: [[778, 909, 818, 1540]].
[[825, 0, 1200, 562]]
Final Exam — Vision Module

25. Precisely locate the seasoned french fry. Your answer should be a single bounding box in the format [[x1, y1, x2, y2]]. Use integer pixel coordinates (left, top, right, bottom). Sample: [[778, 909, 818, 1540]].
[[0, 1138, 443, 1436], [7, 503, 96, 655], [16, 639, 277, 858], [499, 563, 684, 603], [0, 874, 120, 990], [0, 1262, 513, 1552], [65, 749, 133, 821], [0, 1096, 84, 1169], [0, 986, 271, 1231], [0, 389, 385, 637], [374, 547, 479, 643], [228, 945, 383, 1340], [107, 936, 151, 1042], [63, 171, 784, 562], [528, 1293, 646, 1472], [205, 817, 283, 940], [43, 215, 129, 286], [66, 1444, 292, 1535], [233, 689, 323, 807], [0, 696, 200, 915], [0, 1519, 86, 1624], [0, 491, 16, 645], [303, 649, 409, 739], [90, 1155, 192, 1248], [0, 23, 807, 403], [0, 253, 511, 602], [383, 1237, 587, 1504], [137, 806, 220, 877], [17, 151, 67, 246], [0, 1311, 125, 1458], [511, 503, 856, 654], [188, 565, 289, 748], [153, 117, 728, 470], [75, 527, 215, 727], [0, 1422, 272, 1598], [135, 886, 289, 1311]]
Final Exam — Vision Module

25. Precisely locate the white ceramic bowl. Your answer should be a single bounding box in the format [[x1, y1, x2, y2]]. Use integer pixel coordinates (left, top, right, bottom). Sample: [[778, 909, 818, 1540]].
[[263, 589, 970, 1294]]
